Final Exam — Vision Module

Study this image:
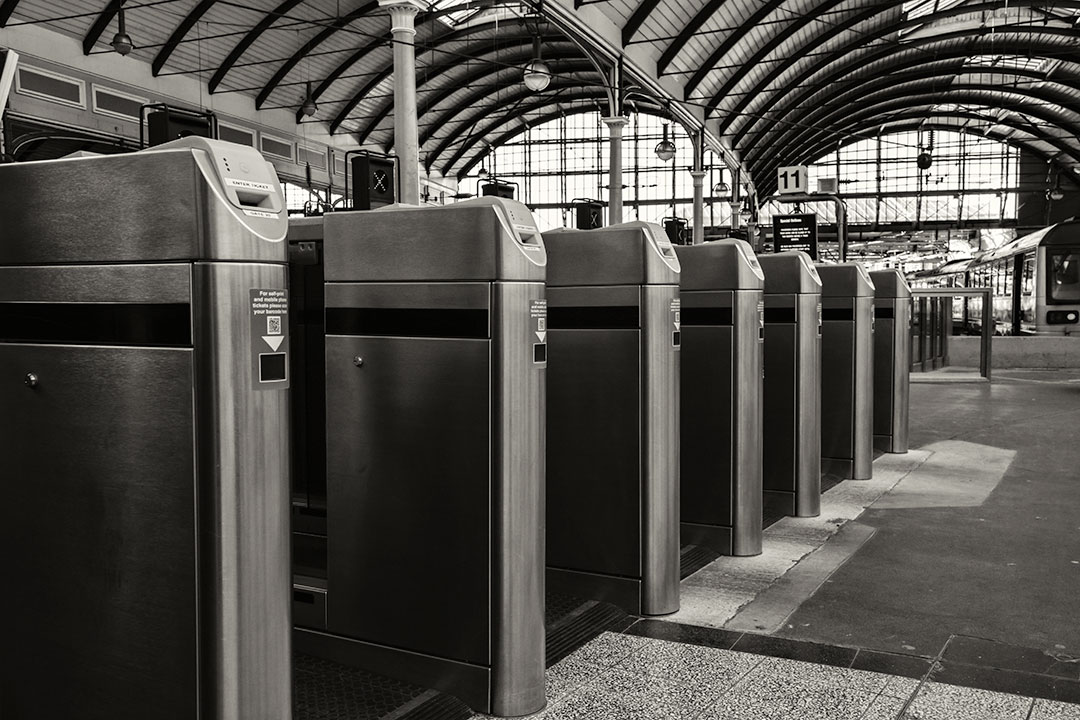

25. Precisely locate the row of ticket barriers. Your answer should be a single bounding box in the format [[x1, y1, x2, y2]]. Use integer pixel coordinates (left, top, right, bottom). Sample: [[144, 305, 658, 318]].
[[0, 139, 910, 719]]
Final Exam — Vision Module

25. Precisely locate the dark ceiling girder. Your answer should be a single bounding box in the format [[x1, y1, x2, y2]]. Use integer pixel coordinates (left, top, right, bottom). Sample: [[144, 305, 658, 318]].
[[82, 0, 124, 55], [622, 0, 665, 46], [255, 2, 379, 111], [209, 0, 304, 93], [414, 56, 593, 147], [352, 50, 584, 146], [434, 87, 601, 173], [682, 0, 789, 99], [151, 0, 217, 76], [655, 0, 729, 76], [331, 27, 567, 134], [748, 67, 1080, 169], [757, 89, 1080, 178], [456, 103, 613, 179], [729, 13, 1080, 150], [713, 0, 1080, 131], [354, 40, 567, 139], [746, 38, 1080, 170], [702, 0, 854, 117], [0, 0, 22, 27]]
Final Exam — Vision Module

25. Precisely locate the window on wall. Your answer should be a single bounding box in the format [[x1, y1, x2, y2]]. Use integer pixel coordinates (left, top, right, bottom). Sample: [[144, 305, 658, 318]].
[[762, 129, 1020, 226], [482, 111, 733, 232]]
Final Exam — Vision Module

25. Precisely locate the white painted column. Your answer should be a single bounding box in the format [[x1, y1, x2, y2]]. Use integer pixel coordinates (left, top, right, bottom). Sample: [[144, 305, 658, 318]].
[[601, 116, 628, 225], [380, 0, 424, 205], [690, 170, 706, 244]]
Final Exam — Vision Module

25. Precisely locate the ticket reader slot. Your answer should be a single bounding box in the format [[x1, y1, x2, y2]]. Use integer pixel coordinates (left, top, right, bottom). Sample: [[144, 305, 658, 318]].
[[298, 197, 546, 718], [758, 251, 822, 518], [817, 263, 876, 481], [870, 269, 911, 454], [0, 137, 291, 720], [544, 221, 681, 617], [676, 240, 764, 556]]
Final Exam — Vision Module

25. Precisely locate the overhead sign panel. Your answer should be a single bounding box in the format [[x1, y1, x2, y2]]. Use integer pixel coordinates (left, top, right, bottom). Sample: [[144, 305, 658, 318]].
[[772, 213, 818, 259], [777, 165, 808, 195]]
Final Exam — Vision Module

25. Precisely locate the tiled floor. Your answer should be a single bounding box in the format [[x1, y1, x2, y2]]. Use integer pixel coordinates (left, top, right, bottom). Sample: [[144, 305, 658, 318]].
[[473, 632, 1080, 720]]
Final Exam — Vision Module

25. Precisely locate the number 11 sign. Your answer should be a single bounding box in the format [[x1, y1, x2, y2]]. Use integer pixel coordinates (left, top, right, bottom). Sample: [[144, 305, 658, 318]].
[[777, 165, 807, 195]]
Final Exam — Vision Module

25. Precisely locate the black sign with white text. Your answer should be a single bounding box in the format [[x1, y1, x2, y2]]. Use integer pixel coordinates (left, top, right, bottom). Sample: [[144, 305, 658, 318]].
[[772, 213, 818, 259]]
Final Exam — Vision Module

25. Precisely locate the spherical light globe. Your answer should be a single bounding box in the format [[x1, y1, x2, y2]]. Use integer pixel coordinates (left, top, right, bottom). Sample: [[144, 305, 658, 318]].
[[522, 60, 551, 92], [654, 139, 676, 162], [111, 31, 134, 56]]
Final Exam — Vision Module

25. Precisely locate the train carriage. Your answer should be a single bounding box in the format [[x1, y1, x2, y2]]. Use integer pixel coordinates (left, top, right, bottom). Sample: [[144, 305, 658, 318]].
[[913, 221, 1080, 336]]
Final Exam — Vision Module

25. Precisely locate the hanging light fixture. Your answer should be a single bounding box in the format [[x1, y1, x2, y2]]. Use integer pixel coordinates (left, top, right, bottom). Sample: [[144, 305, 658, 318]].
[[477, 164, 489, 179], [300, 80, 318, 118], [522, 35, 551, 92], [111, 1, 134, 56], [654, 120, 676, 162]]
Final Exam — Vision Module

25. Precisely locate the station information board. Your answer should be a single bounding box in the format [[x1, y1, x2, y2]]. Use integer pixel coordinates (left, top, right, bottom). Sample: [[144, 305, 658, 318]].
[[772, 213, 818, 259]]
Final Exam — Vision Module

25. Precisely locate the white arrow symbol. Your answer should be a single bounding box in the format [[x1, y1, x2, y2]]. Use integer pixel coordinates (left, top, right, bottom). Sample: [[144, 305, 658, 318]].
[[536, 331, 547, 343], [263, 336, 285, 351], [674, 321, 680, 330]]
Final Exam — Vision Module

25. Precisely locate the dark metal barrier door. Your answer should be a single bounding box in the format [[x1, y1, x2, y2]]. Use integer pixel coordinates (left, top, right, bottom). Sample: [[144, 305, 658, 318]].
[[1, 344, 198, 720]]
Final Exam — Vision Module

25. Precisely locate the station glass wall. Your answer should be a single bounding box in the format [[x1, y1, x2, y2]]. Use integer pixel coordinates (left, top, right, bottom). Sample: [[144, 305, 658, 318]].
[[484, 111, 735, 231], [761, 130, 1020, 225]]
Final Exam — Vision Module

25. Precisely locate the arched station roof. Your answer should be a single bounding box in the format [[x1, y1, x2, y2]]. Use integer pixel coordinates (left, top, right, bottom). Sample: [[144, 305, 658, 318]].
[[3, 0, 1078, 190]]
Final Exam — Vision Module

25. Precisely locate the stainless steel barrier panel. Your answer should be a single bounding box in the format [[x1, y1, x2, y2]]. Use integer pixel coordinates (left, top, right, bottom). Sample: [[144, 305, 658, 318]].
[[817, 263, 876, 481], [675, 240, 764, 557], [294, 198, 547, 718], [0, 138, 292, 720], [544, 222, 681, 617], [870, 270, 911, 453], [758, 251, 822, 518]]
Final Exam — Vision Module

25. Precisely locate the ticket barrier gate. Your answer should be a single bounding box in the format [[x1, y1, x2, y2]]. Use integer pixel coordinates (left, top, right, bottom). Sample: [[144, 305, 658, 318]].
[[0, 138, 292, 719], [870, 270, 911, 454], [293, 198, 547, 717], [758, 251, 822, 517], [543, 222, 681, 616], [675, 240, 764, 556], [817, 263, 876, 480]]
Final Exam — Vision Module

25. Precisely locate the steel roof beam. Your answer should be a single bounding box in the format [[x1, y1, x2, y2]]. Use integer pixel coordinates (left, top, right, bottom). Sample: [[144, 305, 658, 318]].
[[655, 0, 730, 76], [151, 0, 217, 76], [431, 86, 600, 172], [255, 2, 379, 111], [82, 0, 125, 55], [622, 0, 665, 46], [0, 0, 22, 27], [682, 0, 788, 99], [746, 38, 1079, 169], [748, 69, 1080, 169], [209, 0, 304, 93], [727, 4, 1080, 147], [332, 30, 571, 135], [759, 90, 1080, 176]]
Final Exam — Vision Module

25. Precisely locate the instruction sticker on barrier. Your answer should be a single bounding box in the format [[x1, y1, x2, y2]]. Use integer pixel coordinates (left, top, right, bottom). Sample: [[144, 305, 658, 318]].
[[531, 298, 547, 364], [251, 288, 290, 390], [671, 298, 681, 349]]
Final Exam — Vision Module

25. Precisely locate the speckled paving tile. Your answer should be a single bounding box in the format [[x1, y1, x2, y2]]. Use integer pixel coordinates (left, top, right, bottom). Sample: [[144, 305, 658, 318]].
[[859, 691, 909, 720], [545, 653, 610, 702], [565, 631, 654, 669], [1030, 699, 1080, 719], [612, 637, 762, 692], [698, 668, 880, 720], [586, 666, 729, 714], [749, 655, 893, 695], [536, 681, 693, 720], [900, 681, 1034, 719]]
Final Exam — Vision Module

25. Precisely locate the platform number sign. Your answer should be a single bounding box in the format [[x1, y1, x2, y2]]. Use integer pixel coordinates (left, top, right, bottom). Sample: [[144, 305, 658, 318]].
[[777, 165, 808, 195]]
